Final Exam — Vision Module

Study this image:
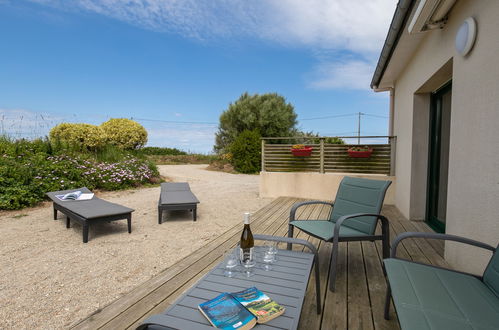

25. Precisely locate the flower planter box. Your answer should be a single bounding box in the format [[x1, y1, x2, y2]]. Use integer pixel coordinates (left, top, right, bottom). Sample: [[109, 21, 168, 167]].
[[291, 147, 313, 157], [347, 148, 373, 158]]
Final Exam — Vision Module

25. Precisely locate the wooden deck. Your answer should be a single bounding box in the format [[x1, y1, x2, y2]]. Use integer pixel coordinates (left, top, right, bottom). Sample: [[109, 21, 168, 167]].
[[72, 197, 446, 330]]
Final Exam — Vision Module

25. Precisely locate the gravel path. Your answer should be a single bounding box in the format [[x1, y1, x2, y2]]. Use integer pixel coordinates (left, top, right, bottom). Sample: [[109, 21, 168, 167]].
[[0, 165, 271, 329]]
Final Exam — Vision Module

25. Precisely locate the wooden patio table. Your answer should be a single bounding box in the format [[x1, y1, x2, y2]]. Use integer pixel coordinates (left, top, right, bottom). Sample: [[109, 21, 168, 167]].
[[138, 235, 321, 330]]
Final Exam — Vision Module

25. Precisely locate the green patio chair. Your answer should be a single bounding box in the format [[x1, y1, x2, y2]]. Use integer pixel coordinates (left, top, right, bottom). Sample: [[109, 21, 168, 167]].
[[287, 176, 391, 291]]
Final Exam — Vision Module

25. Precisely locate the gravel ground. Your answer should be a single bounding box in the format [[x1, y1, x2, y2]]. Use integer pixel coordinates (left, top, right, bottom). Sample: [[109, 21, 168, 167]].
[[0, 165, 271, 329]]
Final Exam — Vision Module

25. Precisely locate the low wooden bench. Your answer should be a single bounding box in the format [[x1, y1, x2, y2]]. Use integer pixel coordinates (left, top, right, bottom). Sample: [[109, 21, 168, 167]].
[[384, 232, 499, 330], [47, 187, 134, 243], [158, 182, 200, 223]]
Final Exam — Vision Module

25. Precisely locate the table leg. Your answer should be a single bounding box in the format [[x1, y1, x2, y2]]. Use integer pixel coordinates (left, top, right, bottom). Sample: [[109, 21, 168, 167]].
[[82, 222, 89, 243]]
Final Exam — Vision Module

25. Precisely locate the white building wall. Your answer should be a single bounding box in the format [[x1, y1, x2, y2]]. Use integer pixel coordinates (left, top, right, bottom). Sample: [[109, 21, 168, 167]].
[[392, 0, 499, 273]]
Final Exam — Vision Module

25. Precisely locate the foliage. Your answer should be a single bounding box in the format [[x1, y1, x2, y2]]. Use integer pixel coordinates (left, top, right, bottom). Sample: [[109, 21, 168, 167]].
[[287, 131, 346, 145], [324, 137, 346, 144], [215, 92, 297, 153], [49, 123, 105, 151], [292, 144, 306, 149], [0, 137, 160, 210], [229, 130, 261, 174], [146, 153, 217, 165], [140, 146, 187, 156], [100, 118, 148, 150], [348, 146, 372, 151]]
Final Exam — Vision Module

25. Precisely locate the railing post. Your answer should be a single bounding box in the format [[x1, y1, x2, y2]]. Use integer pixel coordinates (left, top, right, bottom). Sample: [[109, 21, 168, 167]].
[[261, 139, 266, 172], [320, 138, 325, 174], [389, 137, 396, 176]]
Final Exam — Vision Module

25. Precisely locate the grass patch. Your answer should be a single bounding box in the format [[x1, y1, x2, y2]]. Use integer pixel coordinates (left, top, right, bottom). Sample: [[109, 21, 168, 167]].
[[146, 154, 217, 165], [12, 214, 28, 219]]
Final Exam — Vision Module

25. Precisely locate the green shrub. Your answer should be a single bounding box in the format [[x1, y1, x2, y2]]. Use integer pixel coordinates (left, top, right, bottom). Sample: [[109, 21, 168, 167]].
[[100, 118, 148, 150], [0, 138, 161, 210], [229, 130, 261, 174], [49, 123, 105, 151], [140, 146, 187, 156]]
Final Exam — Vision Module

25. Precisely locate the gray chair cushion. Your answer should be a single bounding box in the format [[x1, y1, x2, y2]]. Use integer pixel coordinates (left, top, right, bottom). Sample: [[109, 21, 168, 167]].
[[330, 177, 391, 235], [160, 182, 199, 205], [46, 187, 134, 219], [385, 258, 499, 330], [484, 248, 499, 297]]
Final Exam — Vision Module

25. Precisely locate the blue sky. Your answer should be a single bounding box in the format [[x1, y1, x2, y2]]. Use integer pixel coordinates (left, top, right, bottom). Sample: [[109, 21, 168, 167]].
[[0, 0, 397, 153]]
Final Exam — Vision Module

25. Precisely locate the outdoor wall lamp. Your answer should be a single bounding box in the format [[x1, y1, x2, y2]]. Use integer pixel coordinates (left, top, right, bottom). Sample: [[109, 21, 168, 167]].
[[455, 17, 477, 56]]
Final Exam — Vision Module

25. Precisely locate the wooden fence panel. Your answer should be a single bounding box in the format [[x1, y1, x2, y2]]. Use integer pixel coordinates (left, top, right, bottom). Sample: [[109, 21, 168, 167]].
[[263, 143, 391, 175]]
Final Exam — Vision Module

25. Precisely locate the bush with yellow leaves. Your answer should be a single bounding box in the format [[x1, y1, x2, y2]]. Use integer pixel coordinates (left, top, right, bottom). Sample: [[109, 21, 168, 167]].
[[100, 118, 148, 150], [49, 123, 105, 150]]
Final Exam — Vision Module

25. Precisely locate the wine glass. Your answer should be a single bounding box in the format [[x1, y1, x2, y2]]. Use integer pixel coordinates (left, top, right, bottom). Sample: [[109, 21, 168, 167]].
[[265, 241, 278, 261], [223, 250, 239, 278], [262, 250, 274, 271], [240, 251, 256, 277], [241, 258, 256, 277]]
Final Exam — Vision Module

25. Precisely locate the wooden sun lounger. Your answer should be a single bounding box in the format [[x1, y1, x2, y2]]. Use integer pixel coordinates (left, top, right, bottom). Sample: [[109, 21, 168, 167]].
[[46, 187, 134, 243], [158, 182, 200, 224]]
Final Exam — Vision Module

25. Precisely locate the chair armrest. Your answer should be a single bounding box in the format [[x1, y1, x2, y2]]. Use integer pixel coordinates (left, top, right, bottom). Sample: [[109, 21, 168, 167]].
[[290, 201, 334, 222], [253, 234, 318, 257], [333, 213, 389, 239], [390, 232, 496, 259]]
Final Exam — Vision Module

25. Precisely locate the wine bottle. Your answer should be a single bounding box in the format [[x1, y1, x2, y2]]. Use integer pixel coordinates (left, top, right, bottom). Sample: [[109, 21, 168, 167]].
[[240, 212, 254, 263]]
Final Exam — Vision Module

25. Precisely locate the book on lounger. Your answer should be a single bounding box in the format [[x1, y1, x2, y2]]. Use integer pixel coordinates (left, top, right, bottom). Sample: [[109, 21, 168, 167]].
[[55, 191, 94, 201], [198, 287, 285, 329]]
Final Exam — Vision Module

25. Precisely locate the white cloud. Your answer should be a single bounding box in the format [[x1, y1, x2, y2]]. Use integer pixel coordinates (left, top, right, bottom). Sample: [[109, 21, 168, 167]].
[[307, 59, 375, 90], [145, 125, 217, 153], [27, 0, 397, 89], [0, 109, 216, 152], [0, 108, 67, 138], [29, 0, 396, 52]]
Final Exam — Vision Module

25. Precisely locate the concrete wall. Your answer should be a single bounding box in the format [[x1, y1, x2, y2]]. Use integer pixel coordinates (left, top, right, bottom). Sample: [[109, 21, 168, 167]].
[[392, 0, 499, 273], [260, 172, 396, 204]]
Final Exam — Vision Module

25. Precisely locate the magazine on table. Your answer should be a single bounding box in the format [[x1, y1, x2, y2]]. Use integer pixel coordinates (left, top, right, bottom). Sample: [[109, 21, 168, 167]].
[[55, 191, 94, 201], [198, 287, 285, 329]]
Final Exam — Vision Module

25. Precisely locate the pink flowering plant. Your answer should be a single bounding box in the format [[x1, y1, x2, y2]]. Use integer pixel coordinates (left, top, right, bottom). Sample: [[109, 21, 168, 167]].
[[0, 137, 160, 210]]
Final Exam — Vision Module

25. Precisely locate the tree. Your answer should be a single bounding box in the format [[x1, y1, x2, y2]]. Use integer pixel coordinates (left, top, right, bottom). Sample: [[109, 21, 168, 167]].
[[214, 92, 297, 153], [229, 130, 261, 173]]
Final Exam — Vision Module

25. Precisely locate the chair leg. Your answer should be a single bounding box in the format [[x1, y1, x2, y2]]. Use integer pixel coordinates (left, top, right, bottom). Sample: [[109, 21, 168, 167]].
[[127, 215, 132, 233], [382, 224, 390, 260], [158, 207, 162, 224], [66, 216, 70, 228], [314, 257, 321, 314], [287, 225, 294, 250], [384, 284, 391, 320], [193, 207, 197, 221], [329, 239, 339, 292]]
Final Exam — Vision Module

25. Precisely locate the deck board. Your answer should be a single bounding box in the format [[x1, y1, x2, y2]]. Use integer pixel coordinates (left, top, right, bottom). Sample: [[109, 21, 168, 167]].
[[72, 197, 447, 330]]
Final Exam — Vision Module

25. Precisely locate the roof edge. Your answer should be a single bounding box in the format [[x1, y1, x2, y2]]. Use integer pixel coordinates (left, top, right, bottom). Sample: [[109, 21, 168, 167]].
[[370, 0, 416, 89]]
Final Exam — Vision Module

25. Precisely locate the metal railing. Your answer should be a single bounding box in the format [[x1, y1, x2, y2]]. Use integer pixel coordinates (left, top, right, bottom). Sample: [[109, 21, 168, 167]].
[[261, 136, 396, 175]]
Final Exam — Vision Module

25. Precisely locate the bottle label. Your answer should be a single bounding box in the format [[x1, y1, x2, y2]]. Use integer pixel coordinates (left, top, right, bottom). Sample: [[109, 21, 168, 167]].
[[240, 247, 253, 263]]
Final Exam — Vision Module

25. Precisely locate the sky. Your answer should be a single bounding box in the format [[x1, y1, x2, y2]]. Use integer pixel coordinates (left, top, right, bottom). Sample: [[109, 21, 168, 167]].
[[0, 0, 397, 153]]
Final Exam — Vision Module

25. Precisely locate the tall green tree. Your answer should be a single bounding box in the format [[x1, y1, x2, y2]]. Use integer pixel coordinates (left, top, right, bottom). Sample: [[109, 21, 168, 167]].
[[214, 92, 297, 153]]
